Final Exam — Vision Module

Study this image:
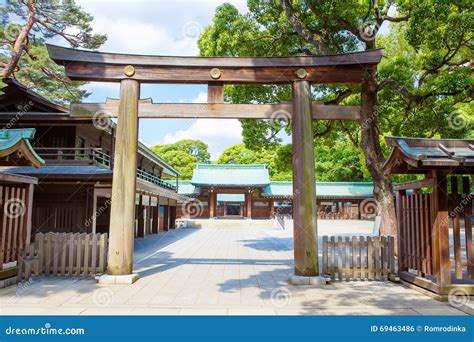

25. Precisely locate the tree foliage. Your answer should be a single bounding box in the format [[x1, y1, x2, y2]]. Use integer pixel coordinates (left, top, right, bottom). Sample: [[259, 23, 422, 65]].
[[198, 0, 473, 177], [0, 0, 107, 104], [151, 140, 211, 179]]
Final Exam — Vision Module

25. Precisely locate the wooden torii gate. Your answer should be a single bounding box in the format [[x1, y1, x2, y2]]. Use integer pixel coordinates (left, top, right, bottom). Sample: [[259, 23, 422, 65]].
[[47, 44, 383, 284]]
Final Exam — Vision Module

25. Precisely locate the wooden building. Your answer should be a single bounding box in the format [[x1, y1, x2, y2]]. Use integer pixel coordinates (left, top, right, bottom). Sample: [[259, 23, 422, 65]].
[[0, 128, 42, 283], [0, 79, 185, 238], [384, 136, 473, 295], [178, 164, 375, 220]]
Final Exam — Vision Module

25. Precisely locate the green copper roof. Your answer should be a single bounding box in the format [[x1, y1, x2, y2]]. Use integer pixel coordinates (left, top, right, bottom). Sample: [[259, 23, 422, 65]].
[[176, 180, 201, 196], [217, 194, 245, 202], [262, 181, 374, 199], [191, 164, 271, 187], [0, 129, 44, 167]]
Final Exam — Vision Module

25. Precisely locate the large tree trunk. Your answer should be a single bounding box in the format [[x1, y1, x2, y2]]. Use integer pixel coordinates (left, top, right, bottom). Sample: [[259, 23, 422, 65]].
[[360, 66, 397, 240]]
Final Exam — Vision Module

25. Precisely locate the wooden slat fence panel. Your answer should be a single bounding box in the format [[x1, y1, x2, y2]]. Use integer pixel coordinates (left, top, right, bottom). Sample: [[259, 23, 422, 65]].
[[0, 185, 29, 268], [18, 232, 107, 280], [321, 235, 395, 281]]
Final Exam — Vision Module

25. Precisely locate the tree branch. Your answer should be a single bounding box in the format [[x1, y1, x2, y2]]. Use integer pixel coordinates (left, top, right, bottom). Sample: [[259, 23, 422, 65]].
[[280, 0, 330, 54]]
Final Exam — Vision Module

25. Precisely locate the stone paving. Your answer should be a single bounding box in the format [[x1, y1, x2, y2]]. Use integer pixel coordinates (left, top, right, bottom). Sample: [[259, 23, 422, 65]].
[[0, 222, 466, 315]]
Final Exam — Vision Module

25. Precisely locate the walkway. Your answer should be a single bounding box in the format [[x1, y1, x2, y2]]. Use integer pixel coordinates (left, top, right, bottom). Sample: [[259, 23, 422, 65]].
[[0, 224, 465, 315]]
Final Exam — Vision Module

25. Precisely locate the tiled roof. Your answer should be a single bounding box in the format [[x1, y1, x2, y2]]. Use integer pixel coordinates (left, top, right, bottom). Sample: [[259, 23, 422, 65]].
[[262, 181, 374, 199], [191, 164, 271, 186], [384, 136, 474, 174], [0, 128, 44, 167]]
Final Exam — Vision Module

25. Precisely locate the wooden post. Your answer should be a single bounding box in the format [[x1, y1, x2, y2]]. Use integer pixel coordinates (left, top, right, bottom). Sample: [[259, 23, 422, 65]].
[[432, 172, 450, 288], [291, 80, 319, 276], [136, 193, 145, 238], [209, 190, 215, 218], [107, 79, 140, 276], [270, 199, 275, 218], [91, 188, 98, 234], [396, 190, 407, 272], [152, 196, 159, 234], [246, 190, 252, 219]]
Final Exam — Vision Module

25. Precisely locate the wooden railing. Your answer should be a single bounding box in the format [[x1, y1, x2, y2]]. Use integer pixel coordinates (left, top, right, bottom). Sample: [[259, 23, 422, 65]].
[[36, 147, 177, 191], [36, 147, 112, 168], [395, 175, 473, 294], [137, 169, 177, 191], [18, 232, 108, 279], [321, 235, 395, 281]]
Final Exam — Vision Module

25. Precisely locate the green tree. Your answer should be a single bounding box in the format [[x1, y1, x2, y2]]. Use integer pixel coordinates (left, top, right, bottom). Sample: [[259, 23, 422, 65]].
[[0, 0, 106, 104], [198, 1, 473, 236], [151, 139, 211, 179], [217, 143, 292, 180]]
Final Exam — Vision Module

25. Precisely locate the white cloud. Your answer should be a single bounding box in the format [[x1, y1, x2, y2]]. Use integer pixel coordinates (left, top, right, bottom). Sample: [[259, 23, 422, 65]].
[[90, 16, 199, 56], [162, 119, 242, 160]]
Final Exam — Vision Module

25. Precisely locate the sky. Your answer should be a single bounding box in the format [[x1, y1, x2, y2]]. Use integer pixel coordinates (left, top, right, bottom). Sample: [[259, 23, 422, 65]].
[[70, 0, 251, 159], [57, 1, 391, 160]]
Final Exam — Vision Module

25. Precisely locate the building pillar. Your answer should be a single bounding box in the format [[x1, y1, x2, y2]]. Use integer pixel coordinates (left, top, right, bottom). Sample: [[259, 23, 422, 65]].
[[290, 80, 322, 284], [152, 196, 159, 234], [209, 189, 215, 218], [102, 79, 140, 283], [270, 199, 275, 218], [246, 190, 252, 219], [136, 193, 145, 237]]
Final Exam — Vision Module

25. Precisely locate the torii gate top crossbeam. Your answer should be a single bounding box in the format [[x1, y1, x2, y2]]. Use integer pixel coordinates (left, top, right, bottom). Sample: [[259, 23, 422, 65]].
[[46, 44, 383, 84]]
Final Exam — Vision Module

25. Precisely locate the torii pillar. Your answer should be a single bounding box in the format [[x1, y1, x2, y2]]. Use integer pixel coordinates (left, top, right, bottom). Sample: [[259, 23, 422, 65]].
[[290, 79, 325, 285], [99, 79, 140, 284]]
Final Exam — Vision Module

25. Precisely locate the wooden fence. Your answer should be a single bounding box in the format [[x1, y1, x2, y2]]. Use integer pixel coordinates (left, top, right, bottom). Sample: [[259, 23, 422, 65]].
[[395, 176, 473, 294], [321, 235, 395, 281], [19, 232, 108, 279], [0, 184, 32, 270]]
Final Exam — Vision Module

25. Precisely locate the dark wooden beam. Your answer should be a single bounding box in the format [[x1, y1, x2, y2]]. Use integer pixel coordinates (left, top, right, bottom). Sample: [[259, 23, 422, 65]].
[[46, 44, 383, 84], [207, 82, 224, 103], [71, 100, 361, 120]]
